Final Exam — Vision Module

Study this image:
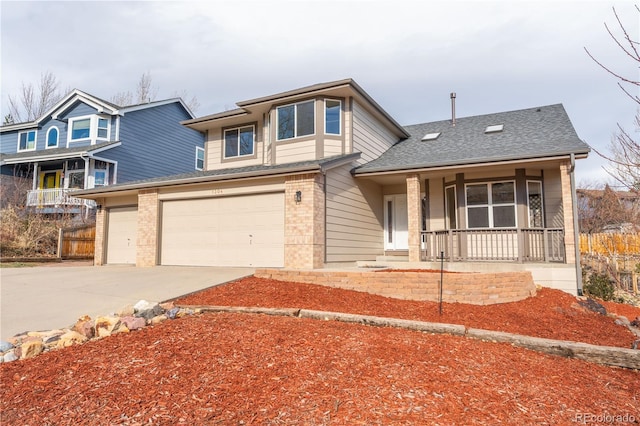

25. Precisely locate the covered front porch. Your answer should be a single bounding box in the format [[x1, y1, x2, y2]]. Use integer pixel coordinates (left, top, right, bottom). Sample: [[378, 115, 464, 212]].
[[354, 158, 581, 293]]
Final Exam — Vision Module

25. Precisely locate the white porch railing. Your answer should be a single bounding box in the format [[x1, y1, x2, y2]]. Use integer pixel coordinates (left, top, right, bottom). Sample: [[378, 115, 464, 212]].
[[421, 228, 565, 263], [26, 188, 96, 209]]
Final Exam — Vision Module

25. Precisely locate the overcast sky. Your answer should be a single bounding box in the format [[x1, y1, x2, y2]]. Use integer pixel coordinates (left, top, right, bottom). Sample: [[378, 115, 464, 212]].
[[1, 1, 637, 186]]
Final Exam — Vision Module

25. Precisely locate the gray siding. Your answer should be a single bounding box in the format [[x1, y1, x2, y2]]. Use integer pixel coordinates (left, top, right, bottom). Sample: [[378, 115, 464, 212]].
[[351, 100, 398, 165], [325, 164, 384, 263], [108, 102, 204, 182]]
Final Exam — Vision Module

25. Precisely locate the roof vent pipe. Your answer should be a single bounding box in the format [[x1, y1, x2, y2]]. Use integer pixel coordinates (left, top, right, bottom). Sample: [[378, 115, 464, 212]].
[[450, 92, 456, 127]]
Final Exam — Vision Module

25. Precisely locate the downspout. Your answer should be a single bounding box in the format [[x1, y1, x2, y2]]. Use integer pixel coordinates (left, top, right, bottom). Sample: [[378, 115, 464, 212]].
[[569, 153, 583, 295]]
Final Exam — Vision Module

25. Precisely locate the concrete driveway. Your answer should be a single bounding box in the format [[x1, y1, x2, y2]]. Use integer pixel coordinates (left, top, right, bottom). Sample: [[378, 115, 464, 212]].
[[0, 263, 254, 341]]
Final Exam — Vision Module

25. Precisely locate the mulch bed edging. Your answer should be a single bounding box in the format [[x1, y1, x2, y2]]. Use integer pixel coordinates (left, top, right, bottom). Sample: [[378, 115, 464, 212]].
[[182, 305, 640, 370]]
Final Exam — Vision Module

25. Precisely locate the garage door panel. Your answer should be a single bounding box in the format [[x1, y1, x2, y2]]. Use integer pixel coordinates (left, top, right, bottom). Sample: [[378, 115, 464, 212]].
[[106, 206, 137, 264], [161, 193, 284, 267]]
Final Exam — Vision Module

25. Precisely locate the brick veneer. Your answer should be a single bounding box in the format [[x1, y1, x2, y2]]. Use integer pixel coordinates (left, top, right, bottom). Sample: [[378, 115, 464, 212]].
[[93, 198, 106, 266], [284, 173, 325, 269], [255, 269, 536, 305], [406, 173, 422, 262], [137, 189, 159, 267]]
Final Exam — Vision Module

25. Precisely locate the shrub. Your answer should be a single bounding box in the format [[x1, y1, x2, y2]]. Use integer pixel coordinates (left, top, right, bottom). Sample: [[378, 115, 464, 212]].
[[583, 272, 616, 301]]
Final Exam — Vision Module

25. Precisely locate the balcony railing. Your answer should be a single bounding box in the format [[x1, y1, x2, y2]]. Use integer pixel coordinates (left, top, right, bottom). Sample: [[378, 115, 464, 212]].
[[421, 228, 565, 263], [26, 188, 96, 209]]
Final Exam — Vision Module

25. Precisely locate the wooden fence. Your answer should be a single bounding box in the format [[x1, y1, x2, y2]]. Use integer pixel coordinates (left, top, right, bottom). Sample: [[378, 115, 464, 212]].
[[579, 232, 640, 256], [57, 225, 96, 259], [580, 233, 640, 295]]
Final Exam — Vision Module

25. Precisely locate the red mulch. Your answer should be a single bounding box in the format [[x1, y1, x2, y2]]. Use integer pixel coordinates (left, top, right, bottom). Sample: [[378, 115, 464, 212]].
[[174, 277, 640, 348], [2, 276, 639, 425]]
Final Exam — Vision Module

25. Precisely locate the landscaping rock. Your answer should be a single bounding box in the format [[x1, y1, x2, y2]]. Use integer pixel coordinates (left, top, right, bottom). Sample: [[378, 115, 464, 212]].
[[631, 317, 640, 328], [56, 331, 88, 348], [614, 316, 630, 327], [160, 301, 175, 311], [73, 316, 95, 339], [3, 351, 18, 363], [134, 300, 156, 312], [0, 340, 14, 352], [120, 316, 146, 331], [117, 304, 135, 317], [149, 314, 168, 325], [166, 307, 180, 319], [43, 333, 63, 346], [95, 316, 122, 338], [20, 339, 44, 359], [577, 299, 607, 315]]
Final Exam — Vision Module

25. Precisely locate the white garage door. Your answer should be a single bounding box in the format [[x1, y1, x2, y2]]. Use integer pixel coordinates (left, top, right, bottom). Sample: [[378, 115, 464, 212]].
[[106, 206, 137, 264], [160, 192, 284, 267]]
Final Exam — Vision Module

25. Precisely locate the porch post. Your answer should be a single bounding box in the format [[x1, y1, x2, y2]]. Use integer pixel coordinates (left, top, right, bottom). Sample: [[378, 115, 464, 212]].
[[559, 160, 576, 265], [94, 198, 106, 266], [32, 162, 39, 190], [406, 173, 421, 262]]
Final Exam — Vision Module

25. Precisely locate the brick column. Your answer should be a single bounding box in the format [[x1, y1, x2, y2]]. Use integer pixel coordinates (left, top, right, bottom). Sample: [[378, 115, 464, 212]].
[[93, 198, 106, 265], [559, 161, 576, 264], [284, 173, 325, 269], [137, 189, 159, 267], [406, 173, 422, 262]]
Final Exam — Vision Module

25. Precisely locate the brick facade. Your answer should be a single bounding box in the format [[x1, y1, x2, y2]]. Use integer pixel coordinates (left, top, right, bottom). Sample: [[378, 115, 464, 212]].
[[255, 269, 536, 305], [406, 173, 422, 262], [284, 173, 325, 269], [93, 198, 106, 266], [136, 189, 159, 267]]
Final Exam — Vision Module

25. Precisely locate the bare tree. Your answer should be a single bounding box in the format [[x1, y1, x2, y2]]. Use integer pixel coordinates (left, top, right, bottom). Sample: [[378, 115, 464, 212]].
[[585, 5, 640, 191], [7, 71, 64, 123], [110, 72, 198, 112]]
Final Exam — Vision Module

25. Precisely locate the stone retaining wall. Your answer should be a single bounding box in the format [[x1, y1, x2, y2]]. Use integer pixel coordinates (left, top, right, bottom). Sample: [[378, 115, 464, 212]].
[[254, 269, 536, 305]]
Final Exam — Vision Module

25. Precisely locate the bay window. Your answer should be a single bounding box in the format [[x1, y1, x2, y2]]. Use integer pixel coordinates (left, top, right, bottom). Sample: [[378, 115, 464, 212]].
[[277, 100, 315, 140]]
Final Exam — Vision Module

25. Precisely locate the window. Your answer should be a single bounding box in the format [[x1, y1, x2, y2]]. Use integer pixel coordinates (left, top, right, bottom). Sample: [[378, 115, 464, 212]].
[[94, 171, 107, 186], [527, 181, 544, 228], [224, 126, 254, 158], [466, 181, 516, 228], [195, 146, 205, 170], [325, 99, 341, 135], [71, 118, 91, 140], [18, 130, 37, 151], [67, 171, 85, 189], [46, 127, 59, 148], [277, 100, 315, 140], [97, 118, 109, 139], [69, 116, 111, 144]]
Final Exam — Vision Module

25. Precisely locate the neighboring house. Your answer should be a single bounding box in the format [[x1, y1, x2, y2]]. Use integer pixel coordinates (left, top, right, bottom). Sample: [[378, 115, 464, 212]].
[[0, 89, 204, 214], [75, 79, 591, 294]]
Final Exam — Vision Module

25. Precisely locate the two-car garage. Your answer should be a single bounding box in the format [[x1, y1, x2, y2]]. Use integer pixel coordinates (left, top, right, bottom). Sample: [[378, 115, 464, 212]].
[[105, 192, 285, 267]]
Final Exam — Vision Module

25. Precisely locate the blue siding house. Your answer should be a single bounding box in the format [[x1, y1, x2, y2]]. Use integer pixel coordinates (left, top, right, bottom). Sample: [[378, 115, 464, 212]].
[[0, 89, 204, 213]]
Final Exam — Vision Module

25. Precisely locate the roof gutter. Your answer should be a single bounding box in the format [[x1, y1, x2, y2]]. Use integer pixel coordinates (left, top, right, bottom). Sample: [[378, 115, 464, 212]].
[[73, 153, 360, 199], [353, 152, 590, 177]]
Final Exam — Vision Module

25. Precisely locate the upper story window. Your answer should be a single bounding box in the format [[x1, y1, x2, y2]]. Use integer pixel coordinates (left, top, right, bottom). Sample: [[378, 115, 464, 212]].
[[46, 127, 59, 148], [69, 115, 110, 144], [195, 146, 205, 170], [224, 125, 254, 158], [18, 130, 37, 152], [466, 181, 516, 228], [325, 99, 341, 135], [276, 100, 314, 140]]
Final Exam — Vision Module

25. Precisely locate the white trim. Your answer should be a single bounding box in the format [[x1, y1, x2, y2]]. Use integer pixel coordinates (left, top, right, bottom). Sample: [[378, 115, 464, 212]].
[[324, 98, 341, 136], [119, 98, 195, 118], [195, 146, 205, 170], [67, 115, 111, 146], [48, 90, 118, 122], [275, 99, 316, 141], [45, 126, 59, 149], [115, 116, 120, 141], [1, 142, 121, 165], [465, 180, 517, 229], [223, 125, 255, 159], [17, 129, 37, 152]]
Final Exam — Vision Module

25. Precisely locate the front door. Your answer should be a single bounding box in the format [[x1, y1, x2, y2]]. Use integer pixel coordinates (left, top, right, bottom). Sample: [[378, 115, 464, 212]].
[[39, 171, 61, 189], [384, 194, 408, 250]]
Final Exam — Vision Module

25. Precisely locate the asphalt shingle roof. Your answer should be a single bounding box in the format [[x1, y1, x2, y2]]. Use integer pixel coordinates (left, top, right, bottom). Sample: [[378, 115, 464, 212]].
[[354, 104, 591, 174], [0, 141, 121, 163]]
